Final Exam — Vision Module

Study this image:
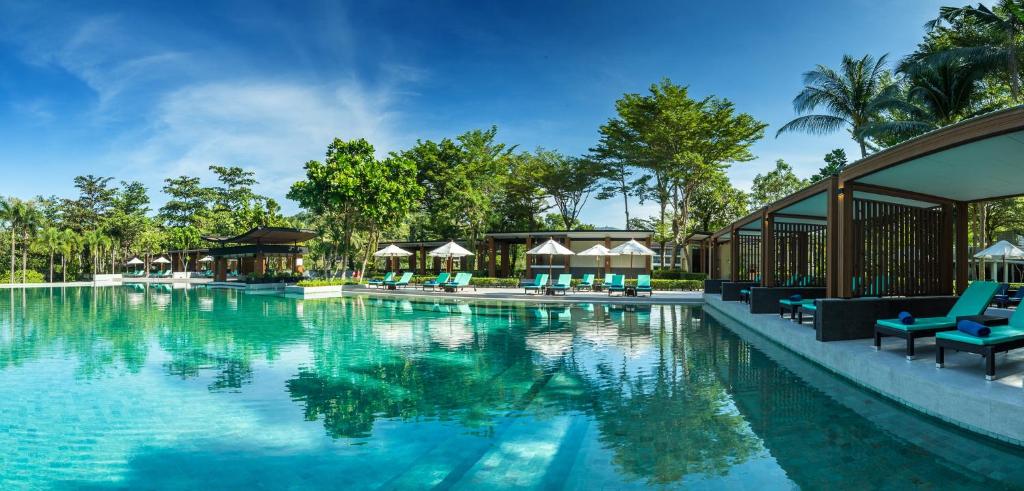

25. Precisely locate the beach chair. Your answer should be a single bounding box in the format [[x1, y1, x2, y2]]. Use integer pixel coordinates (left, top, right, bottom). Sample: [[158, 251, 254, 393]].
[[994, 287, 1024, 309], [873, 281, 1001, 359], [598, 273, 615, 291], [443, 272, 473, 292], [936, 308, 1024, 380], [575, 273, 595, 292], [550, 274, 572, 295], [739, 275, 760, 303], [385, 272, 413, 289], [421, 272, 450, 291], [779, 297, 816, 321], [636, 274, 653, 296], [368, 272, 395, 289], [524, 274, 549, 294], [606, 274, 625, 296]]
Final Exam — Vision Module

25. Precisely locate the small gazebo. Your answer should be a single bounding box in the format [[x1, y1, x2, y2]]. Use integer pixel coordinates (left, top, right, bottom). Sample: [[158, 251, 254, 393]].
[[204, 226, 317, 281]]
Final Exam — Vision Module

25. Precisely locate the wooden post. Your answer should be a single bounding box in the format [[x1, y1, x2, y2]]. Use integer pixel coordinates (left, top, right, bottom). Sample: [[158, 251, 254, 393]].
[[835, 180, 854, 298], [939, 203, 955, 294], [825, 177, 839, 297], [487, 236, 496, 277], [604, 236, 612, 275], [730, 227, 740, 282], [564, 236, 572, 272], [214, 258, 227, 282], [500, 242, 510, 277], [762, 213, 775, 287], [954, 201, 969, 295], [644, 236, 652, 273], [525, 235, 534, 279]]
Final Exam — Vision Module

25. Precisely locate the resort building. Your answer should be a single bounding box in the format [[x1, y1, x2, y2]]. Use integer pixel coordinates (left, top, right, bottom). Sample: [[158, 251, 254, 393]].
[[204, 226, 316, 281]]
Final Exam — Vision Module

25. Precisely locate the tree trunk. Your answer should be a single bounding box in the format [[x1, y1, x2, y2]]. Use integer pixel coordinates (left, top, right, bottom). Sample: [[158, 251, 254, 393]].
[[1008, 26, 1020, 101], [21, 239, 27, 284], [62, 255, 66, 283], [49, 252, 54, 282], [858, 138, 867, 158], [9, 233, 14, 284]]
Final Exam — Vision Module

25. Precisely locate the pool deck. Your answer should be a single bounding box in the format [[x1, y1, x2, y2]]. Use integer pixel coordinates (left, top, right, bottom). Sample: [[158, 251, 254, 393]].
[[339, 285, 704, 304], [703, 293, 1024, 446]]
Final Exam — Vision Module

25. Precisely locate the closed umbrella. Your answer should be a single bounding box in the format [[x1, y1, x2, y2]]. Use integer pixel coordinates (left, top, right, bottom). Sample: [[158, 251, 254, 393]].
[[526, 238, 575, 286], [428, 241, 474, 273], [610, 239, 655, 280], [974, 240, 1024, 282]]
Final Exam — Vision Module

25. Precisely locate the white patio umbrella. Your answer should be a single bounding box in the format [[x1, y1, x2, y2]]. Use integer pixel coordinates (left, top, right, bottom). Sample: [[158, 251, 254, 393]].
[[610, 239, 656, 279], [374, 244, 412, 271], [152, 257, 171, 264], [974, 240, 1024, 282], [126, 257, 144, 265], [428, 241, 474, 273], [576, 244, 618, 277], [526, 238, 575, 284]]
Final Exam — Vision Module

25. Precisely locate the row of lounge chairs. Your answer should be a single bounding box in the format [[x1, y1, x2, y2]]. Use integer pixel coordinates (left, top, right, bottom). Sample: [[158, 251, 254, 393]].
[[523, 273, 652, 296], [367, 272, 474, 292], [763, 279, 1023, 380]]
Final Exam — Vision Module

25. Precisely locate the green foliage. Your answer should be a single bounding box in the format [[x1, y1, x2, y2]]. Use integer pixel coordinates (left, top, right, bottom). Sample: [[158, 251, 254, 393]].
[[532, 150, 602, 230], [295, 278, 358, 287], [687, 170, 748, 233], [651, 270, 707, 280], [809, 149, 848, 183], [749, 159, 808, 210], [0, 269, 45, 283]]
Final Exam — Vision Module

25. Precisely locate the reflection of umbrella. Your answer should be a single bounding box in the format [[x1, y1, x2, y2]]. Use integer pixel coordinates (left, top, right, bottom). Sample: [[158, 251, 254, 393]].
[[526, 238, 575, 285], [974, 240, 1024, 282], [577, 244, 618, 277], [610, 239, 655, 279], [428, 241, 474, 273]]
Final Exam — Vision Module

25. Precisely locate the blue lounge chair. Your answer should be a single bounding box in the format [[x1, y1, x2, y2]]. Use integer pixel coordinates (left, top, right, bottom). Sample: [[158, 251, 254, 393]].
[[606, 274, 625, 296], [936, 308, 1024, 380], [575, 273, 595, 292], [524, 274, 549, 294], [384, 272, 413, 289], [739, 275, 761, 303], [443, 272, 473, 292], [550, 274, 572, 295], [636, 274, 652, 296], [994, 287, 1024, 309], [873, 281, 1001, 359], [421, 272, 450, 291], [368, 272, 395, 289], [599, 273, 615, 291]]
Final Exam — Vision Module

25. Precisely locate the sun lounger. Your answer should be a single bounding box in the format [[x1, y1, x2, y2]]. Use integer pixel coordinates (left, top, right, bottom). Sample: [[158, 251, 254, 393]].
[[368, 272, 395, 289], [599, 273, 615, 291], [739, 275, 760, 303], [384, 272, 413, 289], [443, 272, 473, 292], [421, 272, 450, 291], [606, 274, 625, 296], [779, 297, 815, 320], [575, 273, 595, 292], [873, 281, 1001, 359], [636, 274, 652, 296], [550, 274, 572, 295], [993, 285, 1024, 308], [524, 274, 549, 294], [936, 311, 1024, 380]]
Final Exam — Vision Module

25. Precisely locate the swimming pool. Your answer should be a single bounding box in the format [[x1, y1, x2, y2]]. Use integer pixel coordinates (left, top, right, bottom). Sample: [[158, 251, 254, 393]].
[[1, 286, 1022, 489]]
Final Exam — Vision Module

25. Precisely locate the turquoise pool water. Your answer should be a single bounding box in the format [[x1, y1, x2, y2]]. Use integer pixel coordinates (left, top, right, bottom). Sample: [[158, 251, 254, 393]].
[[1, 286, 1023, 489]]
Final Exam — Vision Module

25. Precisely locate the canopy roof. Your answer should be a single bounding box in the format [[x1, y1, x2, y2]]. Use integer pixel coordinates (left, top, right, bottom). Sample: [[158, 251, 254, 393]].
[[842, 105, 1024, 202], [205, 226, 316, 245], [126, 257, 144, 265], [974, 240, 1024, 259], [526, 239, 575, 256]]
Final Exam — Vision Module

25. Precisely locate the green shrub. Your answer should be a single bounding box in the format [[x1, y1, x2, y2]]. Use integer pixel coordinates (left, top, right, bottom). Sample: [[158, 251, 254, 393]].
[[469, 277, 521, 288], [623, 278, 702, 291], [0, 270, 46, 283], [651, 269, 707, 280], [296, 278, 357, 287]]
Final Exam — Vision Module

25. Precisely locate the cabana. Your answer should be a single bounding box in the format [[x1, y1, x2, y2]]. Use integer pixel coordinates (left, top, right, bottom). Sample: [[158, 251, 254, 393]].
[[205, 226, 315, 282], [709, 209, 763, 300]]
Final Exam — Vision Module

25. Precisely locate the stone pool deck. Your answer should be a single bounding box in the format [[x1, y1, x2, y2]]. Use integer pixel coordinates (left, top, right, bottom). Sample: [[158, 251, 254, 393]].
[[337, 285, 704, 304], [704, 293, 1024, 446]]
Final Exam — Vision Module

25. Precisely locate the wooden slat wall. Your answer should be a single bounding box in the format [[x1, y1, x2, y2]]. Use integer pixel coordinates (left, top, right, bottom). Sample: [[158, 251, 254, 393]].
[[737, 235, 761, 280], [773, 222, 827, 287], [851, 198, 943, 297]]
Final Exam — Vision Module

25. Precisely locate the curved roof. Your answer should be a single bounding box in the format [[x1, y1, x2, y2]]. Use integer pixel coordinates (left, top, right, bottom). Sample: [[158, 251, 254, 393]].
[[204, 226, 317, 245]]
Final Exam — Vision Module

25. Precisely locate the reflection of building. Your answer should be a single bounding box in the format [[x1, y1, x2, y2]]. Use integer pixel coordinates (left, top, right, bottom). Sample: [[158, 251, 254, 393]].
[[204, 227, 316, 281]]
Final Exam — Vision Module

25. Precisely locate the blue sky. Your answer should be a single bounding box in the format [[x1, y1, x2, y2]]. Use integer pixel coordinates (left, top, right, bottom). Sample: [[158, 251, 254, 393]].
[[0, 0, 947, 227]]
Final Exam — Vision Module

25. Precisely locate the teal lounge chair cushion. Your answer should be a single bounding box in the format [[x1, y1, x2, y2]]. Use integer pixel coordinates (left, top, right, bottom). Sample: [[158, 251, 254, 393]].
[[778, 299, 815, 306], [551, 274, 572, 290], [802, 303, 817, 311], [525, 274, 549, 290], [936, 326, 1024, 346], [636, 275, 652, 291], [876, 317, 956, 331], [607, 275, 625, 290], [739, 289, 750, 294]]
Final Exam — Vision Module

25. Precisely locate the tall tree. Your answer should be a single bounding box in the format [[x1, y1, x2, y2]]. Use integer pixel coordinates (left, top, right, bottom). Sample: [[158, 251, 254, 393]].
[[749, 160, 808, 210], [688, 171, 749, 233], [777, 54, 898, 156], [37, 227, 61, 282], [593, 159, 646, 228], [809, 149, 849, 182], [159, 176, 212, 229], [64, 175, 116, 232], [533, 151, 602, 229]]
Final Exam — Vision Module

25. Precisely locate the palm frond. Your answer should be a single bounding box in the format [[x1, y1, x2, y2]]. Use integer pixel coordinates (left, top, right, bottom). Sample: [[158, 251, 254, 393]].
[[775, 114, 848, 137]]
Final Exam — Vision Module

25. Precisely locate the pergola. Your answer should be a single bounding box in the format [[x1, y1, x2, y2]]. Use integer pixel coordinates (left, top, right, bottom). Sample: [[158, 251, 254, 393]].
[[205, 226, 316, 281]]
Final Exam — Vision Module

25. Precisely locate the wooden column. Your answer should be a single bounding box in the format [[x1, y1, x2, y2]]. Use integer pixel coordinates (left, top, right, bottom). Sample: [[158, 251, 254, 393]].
[[419, 246, 427, 274], [563, 237, 572, 272], [525, 236, 533, 278], [409, 248, 417, 272], [730, 227, 740, 281], [644, 236, 652, 273], [604, 236, 612, 275], [762, 213, 775, 287], [834, 180, 854, 298], [940, 203, 955, 294], [214, 258, 227, 282], [500, 242, 510, 277], [955, 201, 969, 295], [487, 236, 496, 277], [825, 177, 839, 297]]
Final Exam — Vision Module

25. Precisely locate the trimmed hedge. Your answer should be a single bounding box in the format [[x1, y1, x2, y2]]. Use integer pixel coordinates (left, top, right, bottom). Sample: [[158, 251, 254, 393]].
[[650, 269, 707, 280], [295, 278, 359, 287]]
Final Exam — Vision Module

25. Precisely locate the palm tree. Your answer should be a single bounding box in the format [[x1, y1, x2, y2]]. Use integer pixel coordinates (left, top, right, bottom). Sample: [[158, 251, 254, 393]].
[[925, 1, 1024, 101], [0, 198, 16, 284], [862, 57, 990, 142], [17, 203, 42, 284], [776, 54, 899, 157], [37, 227, 62, 282], [60, 229, 81, 283], [83, 230, 105, 277]]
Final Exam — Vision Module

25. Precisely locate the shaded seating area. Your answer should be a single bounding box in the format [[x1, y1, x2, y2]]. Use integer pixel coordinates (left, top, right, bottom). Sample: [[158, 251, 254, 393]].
[[936, 308, 1024, 380], [205, 226, 314, 282]]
